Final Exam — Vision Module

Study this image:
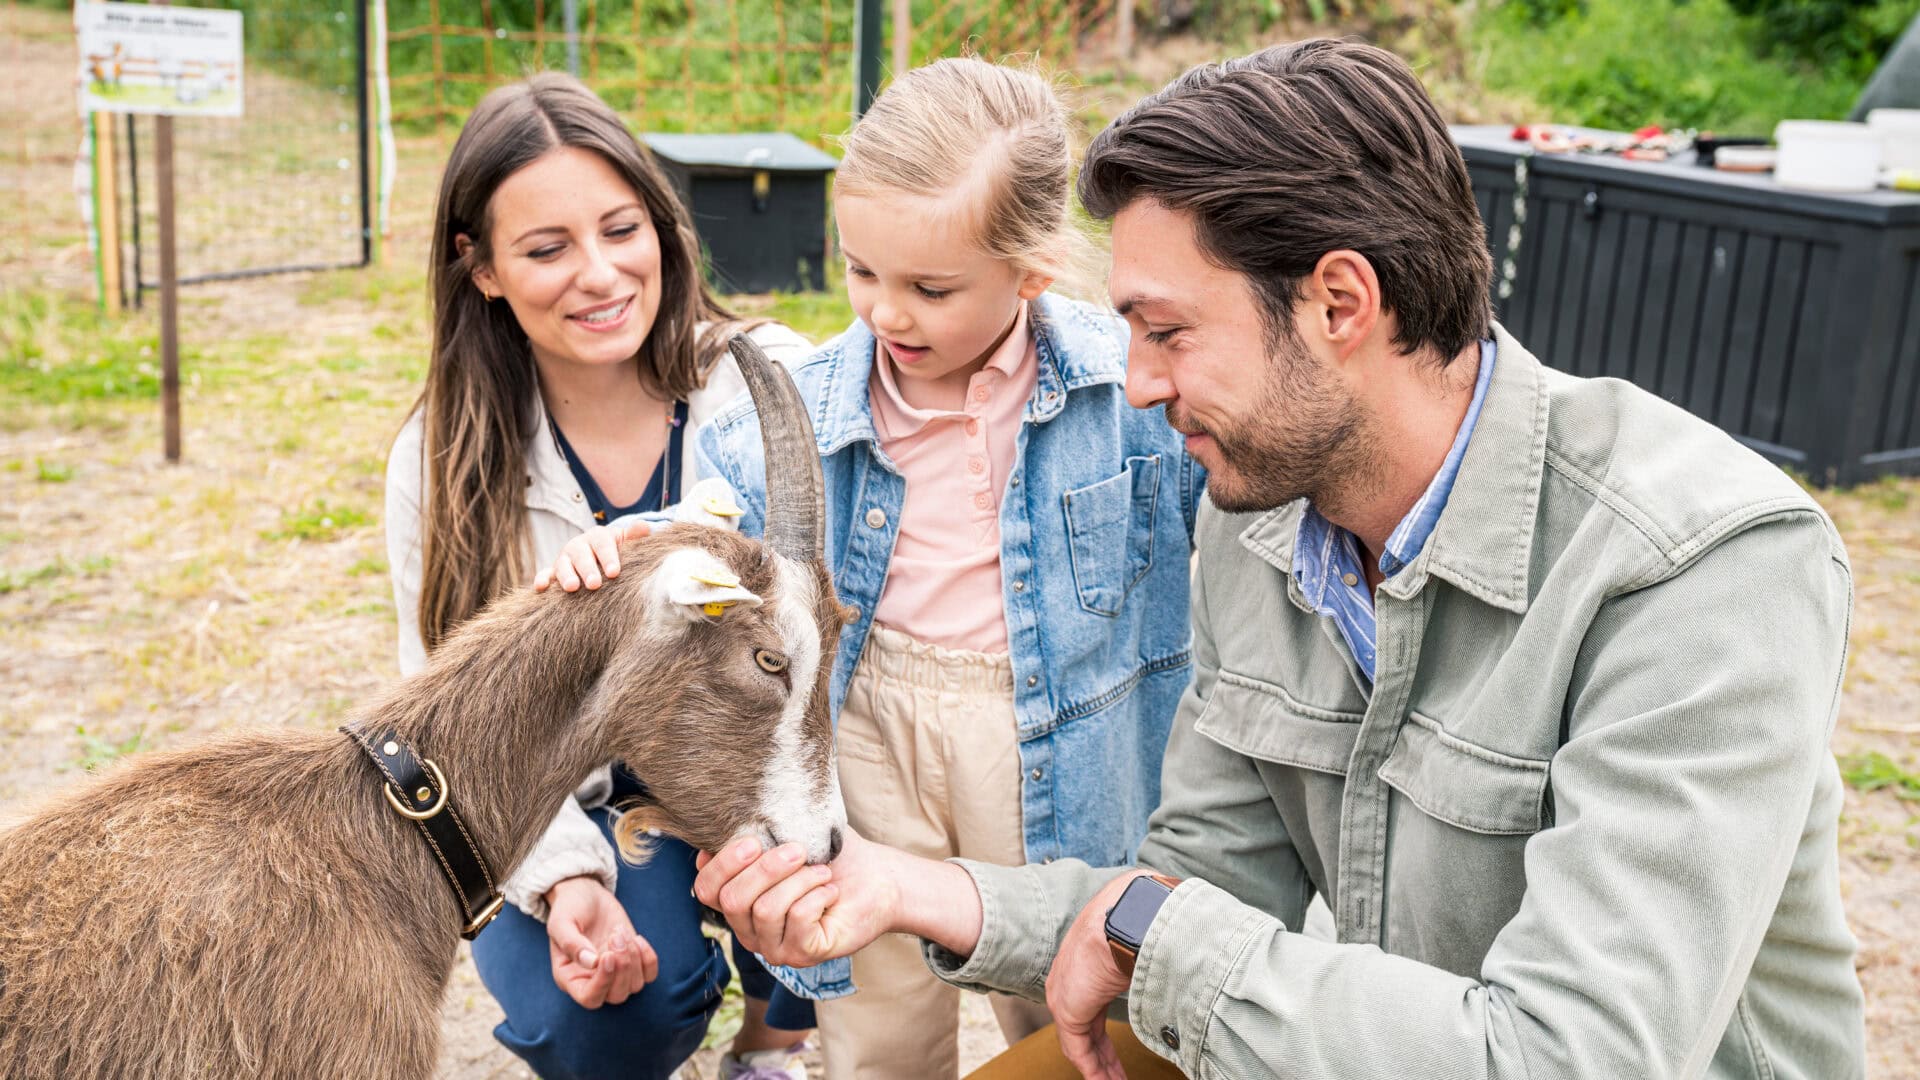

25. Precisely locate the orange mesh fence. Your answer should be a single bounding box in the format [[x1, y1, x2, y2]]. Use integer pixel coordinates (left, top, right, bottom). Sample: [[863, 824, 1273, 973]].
[[384, 0, 1113, 144]]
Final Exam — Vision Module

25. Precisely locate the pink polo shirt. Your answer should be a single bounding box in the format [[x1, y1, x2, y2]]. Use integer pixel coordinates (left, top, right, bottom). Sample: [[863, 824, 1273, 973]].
[[866, 302, 1038, 654]]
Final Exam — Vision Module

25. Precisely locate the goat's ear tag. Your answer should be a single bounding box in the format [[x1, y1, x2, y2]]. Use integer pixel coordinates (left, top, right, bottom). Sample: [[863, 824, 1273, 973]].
[[648, 548, 761, 627], [673, 477, 748, 533], [702, 495, 745, 519]]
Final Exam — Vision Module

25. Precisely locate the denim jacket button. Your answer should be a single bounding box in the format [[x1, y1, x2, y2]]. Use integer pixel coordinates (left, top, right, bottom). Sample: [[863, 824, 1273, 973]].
[[1029, 767, 1043, 781], [1160, 1026, 1180, 1050], [1012, 579, 1026, 592], [1026, 675, 1038, 687], [865, 507, 887, 529]]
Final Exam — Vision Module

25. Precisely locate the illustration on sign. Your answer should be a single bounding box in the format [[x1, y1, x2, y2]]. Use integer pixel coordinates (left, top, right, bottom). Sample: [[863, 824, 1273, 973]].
[[76, 1, 243, 117]]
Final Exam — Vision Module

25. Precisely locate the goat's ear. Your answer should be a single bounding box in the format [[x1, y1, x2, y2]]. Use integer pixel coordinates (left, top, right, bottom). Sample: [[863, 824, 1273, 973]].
[[645, 546, 763, 628], [672, 477, 748, 532]]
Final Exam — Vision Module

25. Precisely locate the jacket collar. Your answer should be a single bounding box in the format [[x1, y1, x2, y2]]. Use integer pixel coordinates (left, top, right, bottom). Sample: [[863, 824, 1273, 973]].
[[523, 387, 598, 530], [808, 292, 1129, 458], [1238, 322, 1547, 615]]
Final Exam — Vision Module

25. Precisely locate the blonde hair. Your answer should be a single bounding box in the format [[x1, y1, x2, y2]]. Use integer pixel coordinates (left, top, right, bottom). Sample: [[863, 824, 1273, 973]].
[[834, 57, 1098, 299]]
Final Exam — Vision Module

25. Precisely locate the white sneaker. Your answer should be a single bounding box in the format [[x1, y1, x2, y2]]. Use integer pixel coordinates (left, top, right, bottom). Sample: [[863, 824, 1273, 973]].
[[718, 1043, 810, 1080]]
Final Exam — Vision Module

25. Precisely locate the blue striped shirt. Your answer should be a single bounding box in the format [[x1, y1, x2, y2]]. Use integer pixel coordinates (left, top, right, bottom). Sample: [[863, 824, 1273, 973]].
[[1293, 339, 1496, 681]]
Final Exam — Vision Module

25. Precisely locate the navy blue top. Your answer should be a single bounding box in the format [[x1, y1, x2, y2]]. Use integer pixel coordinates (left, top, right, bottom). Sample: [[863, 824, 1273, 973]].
[[549, 399, 689, 523], [549, 398, 689, 803]]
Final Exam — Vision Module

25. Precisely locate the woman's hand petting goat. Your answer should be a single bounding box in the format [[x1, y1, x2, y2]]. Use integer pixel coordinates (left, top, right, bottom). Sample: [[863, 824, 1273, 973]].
[[533, 520, 652, 593]]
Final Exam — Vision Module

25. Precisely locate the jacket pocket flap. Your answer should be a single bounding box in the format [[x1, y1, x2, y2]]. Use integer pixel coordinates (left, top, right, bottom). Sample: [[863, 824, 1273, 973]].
[[1377, 712, 1549, 835], [1194, 670, 1362, 776]]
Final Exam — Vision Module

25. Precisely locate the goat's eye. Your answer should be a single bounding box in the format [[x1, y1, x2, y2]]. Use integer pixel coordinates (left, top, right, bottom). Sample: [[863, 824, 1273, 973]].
[[754, 649, 789, 674]]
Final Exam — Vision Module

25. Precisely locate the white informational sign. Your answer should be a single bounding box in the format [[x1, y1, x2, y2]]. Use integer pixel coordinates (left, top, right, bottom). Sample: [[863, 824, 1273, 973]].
[[76, 2, 243, 118]]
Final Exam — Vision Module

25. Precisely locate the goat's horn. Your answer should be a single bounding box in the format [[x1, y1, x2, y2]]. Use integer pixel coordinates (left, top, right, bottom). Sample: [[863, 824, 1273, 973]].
[[728, 333, 825, 564]]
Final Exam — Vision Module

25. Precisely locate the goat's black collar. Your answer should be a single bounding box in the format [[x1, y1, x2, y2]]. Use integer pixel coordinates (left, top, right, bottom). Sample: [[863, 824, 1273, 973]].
[[342, 724, 505, 940]]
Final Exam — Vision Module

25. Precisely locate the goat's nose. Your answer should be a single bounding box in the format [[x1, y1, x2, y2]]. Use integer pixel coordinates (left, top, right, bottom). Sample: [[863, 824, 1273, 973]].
[[828, 826, 844, 862]]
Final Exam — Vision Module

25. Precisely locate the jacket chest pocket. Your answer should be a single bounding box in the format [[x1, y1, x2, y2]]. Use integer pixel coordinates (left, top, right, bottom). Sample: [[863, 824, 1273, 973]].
[[1062, 455, 1160, 617], [1194, 671, 1363, 776], [1376, 712, 1550, 835]]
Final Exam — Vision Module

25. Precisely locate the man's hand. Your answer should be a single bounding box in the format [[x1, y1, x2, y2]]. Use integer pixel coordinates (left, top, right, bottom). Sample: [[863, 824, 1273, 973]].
[[694, 827, 902, 968], [544, 875, 658, 1008], [1048, 869, 1159, 1080]]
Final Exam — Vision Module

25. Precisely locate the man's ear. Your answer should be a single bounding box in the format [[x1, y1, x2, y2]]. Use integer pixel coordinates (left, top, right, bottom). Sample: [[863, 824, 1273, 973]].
[[1309, 249, 1380, 362], [644, 546, 762, 628], [456, 233, 500, 301]]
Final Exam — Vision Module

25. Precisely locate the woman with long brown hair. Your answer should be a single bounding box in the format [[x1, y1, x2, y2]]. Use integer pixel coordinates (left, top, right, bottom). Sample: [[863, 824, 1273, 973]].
[[384, 73, 817, 1080]]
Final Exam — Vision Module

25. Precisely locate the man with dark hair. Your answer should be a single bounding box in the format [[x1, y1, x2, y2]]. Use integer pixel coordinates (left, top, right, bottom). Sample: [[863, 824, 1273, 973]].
[[696, 39, 1867, 1079]]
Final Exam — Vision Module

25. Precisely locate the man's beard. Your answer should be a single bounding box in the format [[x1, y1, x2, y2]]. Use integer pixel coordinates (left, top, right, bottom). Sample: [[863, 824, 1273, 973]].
[[1171, 333, 1377, 515]]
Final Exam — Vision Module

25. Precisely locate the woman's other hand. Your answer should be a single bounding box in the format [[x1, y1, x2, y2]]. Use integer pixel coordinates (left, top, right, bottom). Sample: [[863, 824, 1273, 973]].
[[544, 875, 659, 1008]]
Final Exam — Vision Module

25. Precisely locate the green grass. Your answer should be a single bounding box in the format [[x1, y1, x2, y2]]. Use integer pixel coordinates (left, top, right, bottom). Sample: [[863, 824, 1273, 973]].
[[750, 290, 855, 346], [1840, 751, 1920, 800], [34, 459, 73, 484], [1859, 473, 1914, 512], [0, 556, 116, 596], [267, 499, 375, 542], [68, 724, 151, 773], [0, 289, 171, 403], [1469, 0, 1916, 132]]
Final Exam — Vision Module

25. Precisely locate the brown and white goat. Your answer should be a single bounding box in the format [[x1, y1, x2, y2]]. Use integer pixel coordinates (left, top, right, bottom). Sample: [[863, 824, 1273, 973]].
[[0, 339, 846, 1080]]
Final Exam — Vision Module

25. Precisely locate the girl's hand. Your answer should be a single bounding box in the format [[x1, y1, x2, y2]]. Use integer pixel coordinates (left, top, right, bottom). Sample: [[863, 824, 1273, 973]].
[[534, 521, 651, 592], [544, 875, 659, 1009]]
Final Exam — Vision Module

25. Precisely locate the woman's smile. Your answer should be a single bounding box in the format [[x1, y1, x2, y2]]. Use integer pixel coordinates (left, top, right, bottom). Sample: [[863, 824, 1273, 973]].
[[569, 295, 634, 333]]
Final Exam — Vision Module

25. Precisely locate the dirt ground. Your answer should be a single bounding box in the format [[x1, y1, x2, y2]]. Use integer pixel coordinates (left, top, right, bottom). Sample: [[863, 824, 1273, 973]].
[[4, 3, 1917, 1077]]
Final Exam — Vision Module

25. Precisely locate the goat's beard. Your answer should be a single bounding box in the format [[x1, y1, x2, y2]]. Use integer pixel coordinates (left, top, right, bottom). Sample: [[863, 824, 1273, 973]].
[[1175, 329, 1381, 515], [611, 799, 676, 866]]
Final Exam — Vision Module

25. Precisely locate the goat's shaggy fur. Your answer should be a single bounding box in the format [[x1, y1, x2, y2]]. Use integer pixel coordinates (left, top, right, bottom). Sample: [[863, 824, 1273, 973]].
[[0, 527, 845, 1079]]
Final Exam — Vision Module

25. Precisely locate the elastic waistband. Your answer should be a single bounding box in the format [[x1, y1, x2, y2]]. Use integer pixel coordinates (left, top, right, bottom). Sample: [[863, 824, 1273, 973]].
[[858, 623, 1015, 694]]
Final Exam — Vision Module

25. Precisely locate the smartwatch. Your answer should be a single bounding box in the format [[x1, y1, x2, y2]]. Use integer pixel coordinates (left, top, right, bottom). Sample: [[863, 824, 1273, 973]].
[[1103, 873, 1181, 980]]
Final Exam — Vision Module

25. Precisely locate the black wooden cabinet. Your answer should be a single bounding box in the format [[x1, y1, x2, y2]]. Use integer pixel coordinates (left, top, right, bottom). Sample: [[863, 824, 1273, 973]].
[[1455, 124, 1920, 485], [643, 132, 838, 295]]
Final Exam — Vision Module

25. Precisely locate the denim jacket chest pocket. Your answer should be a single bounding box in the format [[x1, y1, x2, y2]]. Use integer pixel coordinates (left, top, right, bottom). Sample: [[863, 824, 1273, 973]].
[[1061, 454, 1161, 617]]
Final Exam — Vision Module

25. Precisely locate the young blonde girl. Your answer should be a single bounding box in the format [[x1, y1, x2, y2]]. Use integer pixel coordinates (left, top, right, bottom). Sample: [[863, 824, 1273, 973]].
[[543, 58, 1205, 1077]]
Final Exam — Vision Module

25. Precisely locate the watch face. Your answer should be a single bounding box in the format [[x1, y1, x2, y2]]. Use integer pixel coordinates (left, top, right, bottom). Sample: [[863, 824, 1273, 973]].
[[1105, 876, 1174, 952]]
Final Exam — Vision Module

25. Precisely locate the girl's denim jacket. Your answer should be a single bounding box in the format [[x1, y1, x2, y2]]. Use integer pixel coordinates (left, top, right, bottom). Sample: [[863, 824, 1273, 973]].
[[694, 293, 1206, 999]]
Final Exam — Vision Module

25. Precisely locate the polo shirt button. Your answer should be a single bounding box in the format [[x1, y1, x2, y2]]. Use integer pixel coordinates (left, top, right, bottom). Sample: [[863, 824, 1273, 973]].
[[965, 419, 980, 436], [968, 457, 985, 475], [1160, 1026, 1179, 1050], [973, 493, 992, 510], [572, 491, 583, 502], [865, 508, 887, 529], [973, 386, 990, 403]]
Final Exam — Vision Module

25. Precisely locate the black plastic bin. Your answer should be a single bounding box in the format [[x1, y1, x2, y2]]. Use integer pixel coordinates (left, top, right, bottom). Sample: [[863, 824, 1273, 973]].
[[1453, 124, 1920, 485], [642, 132, 838, 294]]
